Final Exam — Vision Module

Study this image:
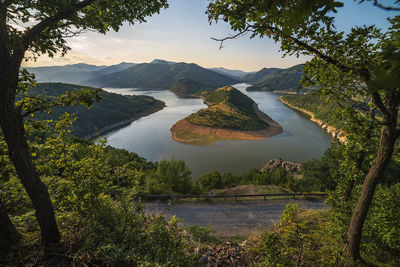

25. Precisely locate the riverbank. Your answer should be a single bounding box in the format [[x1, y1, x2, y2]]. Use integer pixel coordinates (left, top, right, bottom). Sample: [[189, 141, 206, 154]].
[[280, 96, 347, 143], [170, 103, 283, 146], [85, 104, 165, 139]]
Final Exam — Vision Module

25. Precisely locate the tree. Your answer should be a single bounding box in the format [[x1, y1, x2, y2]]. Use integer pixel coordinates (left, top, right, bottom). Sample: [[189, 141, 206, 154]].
[[0, 0, 168, 246], [0, 199, 19, 248], [207, 0, 400, 262]]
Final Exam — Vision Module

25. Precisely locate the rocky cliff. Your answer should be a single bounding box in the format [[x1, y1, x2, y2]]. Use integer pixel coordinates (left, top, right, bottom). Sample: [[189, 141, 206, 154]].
[[261, 159, 302, 173]]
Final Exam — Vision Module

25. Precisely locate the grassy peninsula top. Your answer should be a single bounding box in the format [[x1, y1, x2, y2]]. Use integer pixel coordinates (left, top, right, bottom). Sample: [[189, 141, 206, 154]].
[[186, 86, 270, 131]]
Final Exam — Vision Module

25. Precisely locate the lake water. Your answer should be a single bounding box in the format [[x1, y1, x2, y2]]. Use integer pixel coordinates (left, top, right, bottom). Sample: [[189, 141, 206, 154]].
[[104, 84, 332, 178]]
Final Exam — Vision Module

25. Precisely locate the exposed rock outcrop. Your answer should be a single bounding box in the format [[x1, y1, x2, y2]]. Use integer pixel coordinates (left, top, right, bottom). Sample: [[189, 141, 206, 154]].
[[312, 119, 347, 143], [261, 159, 302, 173]]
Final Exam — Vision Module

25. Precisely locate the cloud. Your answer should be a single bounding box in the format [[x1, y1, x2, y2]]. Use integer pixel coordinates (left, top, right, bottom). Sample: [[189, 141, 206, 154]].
[[22, 51, 110, 67]]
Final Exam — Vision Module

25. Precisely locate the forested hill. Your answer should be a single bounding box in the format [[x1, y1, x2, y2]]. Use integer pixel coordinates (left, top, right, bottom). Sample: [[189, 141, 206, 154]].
[[186, 86, 269, 130], [243, 64, 306, 92], [281, 94, 344, 129], [23, 83, 165, 138], [85, 62, 239, 97]]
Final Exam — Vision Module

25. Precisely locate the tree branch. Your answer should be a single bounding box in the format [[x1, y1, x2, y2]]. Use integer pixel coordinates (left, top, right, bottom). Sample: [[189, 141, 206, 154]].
[[21, 0, 97, 51], [373, 0, 400, 11], [371, 92, 389, 119], [21, 100, 61, 117], [211, 25, 252, 50], [265, 25, 373, 81], [211, 24, 371, 81], [330, 87, 383, 124]]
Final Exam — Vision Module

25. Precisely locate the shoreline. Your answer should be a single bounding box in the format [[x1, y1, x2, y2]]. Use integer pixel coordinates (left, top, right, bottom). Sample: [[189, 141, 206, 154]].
[[280, 96, 347, 143], [84, 104, 165, 140], [170, 103, 283, 146]]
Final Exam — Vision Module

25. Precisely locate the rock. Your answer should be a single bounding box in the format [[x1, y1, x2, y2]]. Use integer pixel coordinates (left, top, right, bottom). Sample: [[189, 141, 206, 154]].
[[261, 159, 302, 173]]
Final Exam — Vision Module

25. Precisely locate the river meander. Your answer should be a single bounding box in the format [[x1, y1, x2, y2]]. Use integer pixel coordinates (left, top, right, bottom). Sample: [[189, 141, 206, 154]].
[[104, 84, 332, 178]]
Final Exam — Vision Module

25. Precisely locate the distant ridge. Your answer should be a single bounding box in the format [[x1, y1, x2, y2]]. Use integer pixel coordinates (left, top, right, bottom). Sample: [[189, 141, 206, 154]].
[[242, 64, 305, 92], [24, 61, 307, 96], [150, 59, 176, 65], [24, 62, 136, 85], [86, 62, 239, 97], [209, 67, 253, 79], [242, 67, 283, 84]]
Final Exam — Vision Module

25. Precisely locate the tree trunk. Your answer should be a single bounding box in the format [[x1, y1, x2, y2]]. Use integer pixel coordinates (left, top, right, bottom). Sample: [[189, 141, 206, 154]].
[[347, 125, 398, 261], [0, 101, 60, 245], [0, 199, 19, 248]]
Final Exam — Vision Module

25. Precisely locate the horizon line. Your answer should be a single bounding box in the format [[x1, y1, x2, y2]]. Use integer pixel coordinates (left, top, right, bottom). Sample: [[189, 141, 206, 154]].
[[22, 59, 306, 72]]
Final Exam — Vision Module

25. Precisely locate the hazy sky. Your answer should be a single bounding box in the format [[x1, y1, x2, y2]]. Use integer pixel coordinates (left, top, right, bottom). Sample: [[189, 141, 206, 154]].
[[22, 0, 394, 71]]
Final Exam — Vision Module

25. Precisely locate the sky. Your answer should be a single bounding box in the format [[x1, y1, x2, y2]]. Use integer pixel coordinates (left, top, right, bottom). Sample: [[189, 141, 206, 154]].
[[22, 0, 396, 71]]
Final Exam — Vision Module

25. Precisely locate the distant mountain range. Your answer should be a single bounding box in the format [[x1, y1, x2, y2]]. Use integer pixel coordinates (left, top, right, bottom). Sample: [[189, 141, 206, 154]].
[[24, 62, 136, 85], [208, 67, 253, 79], [24, 60, 306, 96], [243, 64, 305, 92], [85, 62, 239, 97]]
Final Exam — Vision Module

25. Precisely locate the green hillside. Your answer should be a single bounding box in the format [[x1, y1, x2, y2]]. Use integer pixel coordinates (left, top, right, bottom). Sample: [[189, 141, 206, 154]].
[[242, 67, 282, 84], [24, 83, 165, 138], [281, 94, 344, 129], [186, 86, 269, 130], [86, 62, 239, 96], [244, 64, 306, 92], [169, 79, 215, 97]]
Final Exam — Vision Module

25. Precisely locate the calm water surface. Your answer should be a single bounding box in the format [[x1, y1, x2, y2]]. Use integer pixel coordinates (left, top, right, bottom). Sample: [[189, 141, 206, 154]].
[[104, 84, 332, 178]]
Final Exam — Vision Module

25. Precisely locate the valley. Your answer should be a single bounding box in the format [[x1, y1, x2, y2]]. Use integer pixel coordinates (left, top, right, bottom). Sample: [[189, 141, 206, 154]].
[[3, 1, 399, 265], [23, 61, 331, 178], [103, 84, 331, 178]]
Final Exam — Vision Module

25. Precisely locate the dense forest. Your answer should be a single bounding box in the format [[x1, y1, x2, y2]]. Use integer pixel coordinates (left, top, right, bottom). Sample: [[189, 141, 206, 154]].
[[22, 83, 165, 138], [281, 94, 346, 129]]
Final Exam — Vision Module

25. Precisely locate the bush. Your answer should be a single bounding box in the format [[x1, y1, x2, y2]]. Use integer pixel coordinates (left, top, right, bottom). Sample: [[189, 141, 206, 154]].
[[145, 159, 193, 195], [196, 167, 296, 193], [197, 170, 223, 191], [186, 224, 219, 245]]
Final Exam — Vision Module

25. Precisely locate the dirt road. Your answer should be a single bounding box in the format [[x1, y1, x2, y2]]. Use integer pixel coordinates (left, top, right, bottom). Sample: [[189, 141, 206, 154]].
[[144, 199, 326, 237]]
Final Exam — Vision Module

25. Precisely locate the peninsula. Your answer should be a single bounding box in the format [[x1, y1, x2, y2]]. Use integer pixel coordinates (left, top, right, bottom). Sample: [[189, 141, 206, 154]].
[[170, 86, 282, 145]]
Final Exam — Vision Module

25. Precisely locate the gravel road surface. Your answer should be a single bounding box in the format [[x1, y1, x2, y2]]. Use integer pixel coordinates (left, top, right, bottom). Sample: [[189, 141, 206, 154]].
[[144, 199, 326, 237]]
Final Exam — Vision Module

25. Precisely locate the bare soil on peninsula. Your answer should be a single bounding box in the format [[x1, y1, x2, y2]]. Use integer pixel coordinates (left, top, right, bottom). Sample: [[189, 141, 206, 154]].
[[170, 103, 282, 146]]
